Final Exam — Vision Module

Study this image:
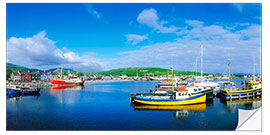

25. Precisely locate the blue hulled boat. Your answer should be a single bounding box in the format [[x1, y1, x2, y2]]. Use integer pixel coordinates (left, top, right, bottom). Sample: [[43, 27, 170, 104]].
[[6, 85, 21, 94], [6, 84, 40, 95]]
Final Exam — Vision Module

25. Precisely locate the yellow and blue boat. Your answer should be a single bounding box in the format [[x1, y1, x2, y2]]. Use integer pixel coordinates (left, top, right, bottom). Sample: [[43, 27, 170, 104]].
[[133, 103, 206, 111], [220, 80, 261, 100], [132, 91, 206, 106], [131, 66, 206, 106]]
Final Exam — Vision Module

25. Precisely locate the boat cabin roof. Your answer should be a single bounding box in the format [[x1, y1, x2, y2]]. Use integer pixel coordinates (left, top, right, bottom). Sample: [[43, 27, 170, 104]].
[[223, 81, 235, 85], [159, 81, 173, 85], [248, 80, 261, 83], [154, 91, 167, 94]]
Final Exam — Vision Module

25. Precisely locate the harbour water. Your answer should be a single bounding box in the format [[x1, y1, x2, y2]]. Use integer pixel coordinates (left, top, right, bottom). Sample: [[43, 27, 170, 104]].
[[6, 78, 261, 130]]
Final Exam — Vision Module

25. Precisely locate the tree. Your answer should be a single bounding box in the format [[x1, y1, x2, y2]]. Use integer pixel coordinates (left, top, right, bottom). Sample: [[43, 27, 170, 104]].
[[76, 72, 84, 76], [6, 69, 13, 80]]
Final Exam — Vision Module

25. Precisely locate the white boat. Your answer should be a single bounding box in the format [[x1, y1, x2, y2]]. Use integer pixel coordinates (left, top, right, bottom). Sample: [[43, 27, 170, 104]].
[[189, 45, 220, 96]]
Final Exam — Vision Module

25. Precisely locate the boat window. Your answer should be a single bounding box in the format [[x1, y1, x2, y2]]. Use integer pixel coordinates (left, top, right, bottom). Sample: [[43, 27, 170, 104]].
[[182, 93, 185, 96], [198, 88, 202, 91], [179, 93, 181, 96], [188, 94, 191, 96], [185, 93, 187, 96], [194, 89, 197, 91]]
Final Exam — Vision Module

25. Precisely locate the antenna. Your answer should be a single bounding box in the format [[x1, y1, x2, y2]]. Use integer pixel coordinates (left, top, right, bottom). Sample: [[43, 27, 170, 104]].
[[253, 56, 256, 81], [201, 44, 203, 79], [228, 59, 231, 82]]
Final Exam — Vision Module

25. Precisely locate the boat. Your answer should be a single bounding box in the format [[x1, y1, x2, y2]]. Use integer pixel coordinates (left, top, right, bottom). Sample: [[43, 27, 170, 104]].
[[220, 80, 261, 100], [131, 68, 206, 106], [50, 67, 84, 86], [131, 91, 206, 106], [6, 84, 40, 95], [155, 79, 213, 98], [219, 60, 262, 100], [6, 84, 21, 94], [50, 78, 84, 86]]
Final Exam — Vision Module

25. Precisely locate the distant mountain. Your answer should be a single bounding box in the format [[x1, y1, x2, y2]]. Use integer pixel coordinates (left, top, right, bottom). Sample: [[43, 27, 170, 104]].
[[6, 63, 77, 73], [94, 67, 211, 76], [73, 68, 101, 73], [6, 63, 40, 72], [46, 68, 76, 73]]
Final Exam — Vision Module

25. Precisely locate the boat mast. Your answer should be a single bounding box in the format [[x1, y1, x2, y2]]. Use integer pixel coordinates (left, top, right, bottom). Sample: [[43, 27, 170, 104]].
[[228, 59, 231, 82], [253, 57, 256, 81], [171, 67, 174, 99], [201, 44, 203, 80], [60, 65, 63, 80]]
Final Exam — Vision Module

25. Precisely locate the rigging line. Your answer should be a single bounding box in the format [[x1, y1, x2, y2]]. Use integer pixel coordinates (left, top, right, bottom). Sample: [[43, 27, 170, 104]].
[[191, 46, 201, 77]]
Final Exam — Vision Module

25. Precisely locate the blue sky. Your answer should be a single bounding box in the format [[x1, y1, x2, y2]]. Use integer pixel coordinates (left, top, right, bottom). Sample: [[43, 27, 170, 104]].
[[6, 3, 261, 74]]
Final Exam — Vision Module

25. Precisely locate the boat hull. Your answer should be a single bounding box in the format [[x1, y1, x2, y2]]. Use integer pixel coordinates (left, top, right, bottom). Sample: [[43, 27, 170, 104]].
[[21, 89, 40, 95], [50, 79, 84, 86], [7, 93, 20, 99], [6, 88, 21, 94], [220, 88, 261, 100], [133, 93, 206, 106], [134, 103, 206, 111]]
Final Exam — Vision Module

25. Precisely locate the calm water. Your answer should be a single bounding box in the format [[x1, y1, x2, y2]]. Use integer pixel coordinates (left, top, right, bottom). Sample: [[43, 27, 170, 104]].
[[6, 78, 261, 130]]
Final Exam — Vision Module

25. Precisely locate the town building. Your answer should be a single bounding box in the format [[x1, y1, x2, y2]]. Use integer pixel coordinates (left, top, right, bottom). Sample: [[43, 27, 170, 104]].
[[21, 71, 31, 82], [31, 71, 41, 81], [10, 71, 21, 81], [40, 72, 53, 81]]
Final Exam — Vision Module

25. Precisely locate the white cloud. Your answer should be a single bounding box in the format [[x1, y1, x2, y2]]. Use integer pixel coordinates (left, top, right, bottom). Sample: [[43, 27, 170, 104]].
[[237, 24, 261, 37], [185, 20, 204, 27], [7, 31, 106, 71], [137, 8, 180, 34], [125, 34, 148, 45], [137, 8, 160, 28], [85, 4, 102, 20], [232, 4, 244, 13], [108, 23, 261, 74]]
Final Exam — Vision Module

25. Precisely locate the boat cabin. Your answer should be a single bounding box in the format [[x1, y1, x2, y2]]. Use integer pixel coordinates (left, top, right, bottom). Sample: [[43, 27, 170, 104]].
[[175, 91, 192, 99], [222, 82, 236, 90], [242, 80, 261, 90]]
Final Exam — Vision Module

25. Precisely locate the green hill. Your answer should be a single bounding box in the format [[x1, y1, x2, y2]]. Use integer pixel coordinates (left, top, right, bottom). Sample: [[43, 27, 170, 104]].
[[6, 63, 40, 72], [94, 67, 211, 76]]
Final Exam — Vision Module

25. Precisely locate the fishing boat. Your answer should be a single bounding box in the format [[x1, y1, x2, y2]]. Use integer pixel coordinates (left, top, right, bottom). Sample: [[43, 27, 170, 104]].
[[50, 78, 84, 86], [6, 84, 40, 95], [132, 91, 206, 106], [50, 67, 84, 86], [156, 81, 212, 96], [6, 84, 21, 94], [131, 67, 206, 106], [219, 60, 262, 100], [220, 80, 261, 100]]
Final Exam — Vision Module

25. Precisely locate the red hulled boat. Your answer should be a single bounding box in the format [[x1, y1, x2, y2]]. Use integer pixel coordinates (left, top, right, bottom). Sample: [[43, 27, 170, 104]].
[[50, 67, 85, 86], [50, 79, 84, 86]]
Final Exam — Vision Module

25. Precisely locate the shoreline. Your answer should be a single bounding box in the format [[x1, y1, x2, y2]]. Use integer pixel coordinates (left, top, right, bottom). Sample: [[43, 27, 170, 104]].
[[84, 79, 131, 84]]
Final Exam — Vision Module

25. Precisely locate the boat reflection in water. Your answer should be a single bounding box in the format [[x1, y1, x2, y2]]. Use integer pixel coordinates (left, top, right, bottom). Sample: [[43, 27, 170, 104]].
[[50, 85, 84, 91], [50, 85, 85, 104], [6, 93, 40, 100], [133, 103, 206, 120], [220, 98, 261, 113], [50, 85, 85, 95]]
